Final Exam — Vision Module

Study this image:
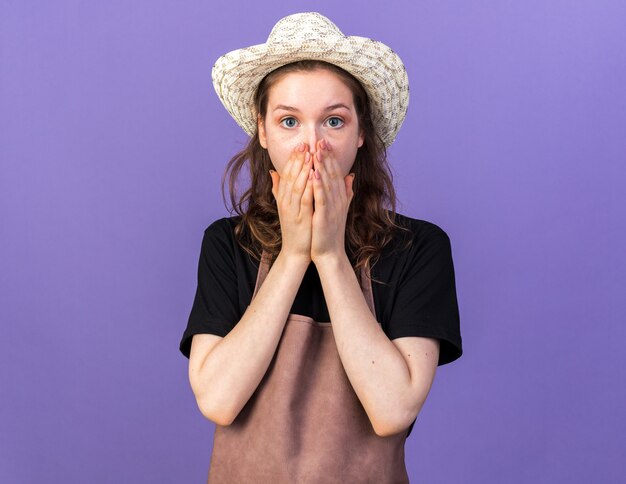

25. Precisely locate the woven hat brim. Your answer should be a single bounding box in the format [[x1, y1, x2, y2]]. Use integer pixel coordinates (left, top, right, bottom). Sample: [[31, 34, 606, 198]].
[[212, 35, 409, 148]]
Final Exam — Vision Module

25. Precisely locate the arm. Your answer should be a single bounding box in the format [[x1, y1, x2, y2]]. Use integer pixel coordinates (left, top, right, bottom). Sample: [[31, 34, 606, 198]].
[[308, 139, 440, 436], [188, 252, 310, 426], [188, 142, 315, 426], [315, 254, 440, 437]]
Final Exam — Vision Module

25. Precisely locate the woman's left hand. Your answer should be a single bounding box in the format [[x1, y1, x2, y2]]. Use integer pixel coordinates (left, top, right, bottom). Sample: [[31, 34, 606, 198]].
[[310, 138, 356, 264]]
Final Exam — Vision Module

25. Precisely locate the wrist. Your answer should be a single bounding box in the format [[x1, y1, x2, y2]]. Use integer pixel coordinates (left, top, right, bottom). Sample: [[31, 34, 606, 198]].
[[276, 251, 311, 270], [312, 251, 349, 272]]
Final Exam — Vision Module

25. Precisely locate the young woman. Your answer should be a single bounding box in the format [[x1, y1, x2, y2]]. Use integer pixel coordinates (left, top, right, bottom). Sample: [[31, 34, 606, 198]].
[[179, 12, 463, 483]]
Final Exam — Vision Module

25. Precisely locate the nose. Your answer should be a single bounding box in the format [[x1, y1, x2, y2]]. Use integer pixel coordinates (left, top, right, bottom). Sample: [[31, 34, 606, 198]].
[[302, 124, 322, 154]]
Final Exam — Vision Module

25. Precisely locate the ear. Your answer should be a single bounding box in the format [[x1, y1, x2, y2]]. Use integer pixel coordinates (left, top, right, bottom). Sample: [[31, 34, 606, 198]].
[[357, 128, 364, 148], [258, 114, 267, 149]]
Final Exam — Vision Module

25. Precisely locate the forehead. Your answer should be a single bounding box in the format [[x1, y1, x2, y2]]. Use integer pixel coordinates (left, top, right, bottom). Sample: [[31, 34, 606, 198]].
[[267, 68, 354, 104]]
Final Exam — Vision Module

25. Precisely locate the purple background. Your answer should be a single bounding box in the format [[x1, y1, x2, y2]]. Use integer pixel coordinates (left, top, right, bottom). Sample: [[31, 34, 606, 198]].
[[1, 1, 625, 482]]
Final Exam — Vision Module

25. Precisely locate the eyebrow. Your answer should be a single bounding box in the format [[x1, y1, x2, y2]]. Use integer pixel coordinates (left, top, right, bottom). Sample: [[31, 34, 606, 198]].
[[273, 103, 351, 113]]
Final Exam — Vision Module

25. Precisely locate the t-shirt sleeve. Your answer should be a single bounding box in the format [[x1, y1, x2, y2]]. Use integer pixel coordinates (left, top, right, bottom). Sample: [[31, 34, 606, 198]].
[[178, 219, 241, 359], [387, 224, 463, 366]]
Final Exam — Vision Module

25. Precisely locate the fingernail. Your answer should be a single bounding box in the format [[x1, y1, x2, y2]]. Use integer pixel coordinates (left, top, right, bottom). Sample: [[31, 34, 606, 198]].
[[269, 169, 275, 174], [298, 142, 305, 152], [305, 152, 310, 163], [314, 169, 321, 180]]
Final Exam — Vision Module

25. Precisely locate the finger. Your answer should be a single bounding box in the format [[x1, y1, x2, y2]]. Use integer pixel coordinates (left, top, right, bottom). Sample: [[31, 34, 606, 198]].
[[277, 142, 303, 202], [288, 142, 307, 178], [312, 160, 326, 207], [293, 151, 312, 200], [320, 139, 339, 180], [286, 143, 308, 205], [316, 140, 337, 183], [313, 150, 334, 204], [300, 169, 315, 216]]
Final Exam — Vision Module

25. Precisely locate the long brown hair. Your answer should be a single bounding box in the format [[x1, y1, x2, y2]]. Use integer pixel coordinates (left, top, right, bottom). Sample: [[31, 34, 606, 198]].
[[220, 60, 412, 283]]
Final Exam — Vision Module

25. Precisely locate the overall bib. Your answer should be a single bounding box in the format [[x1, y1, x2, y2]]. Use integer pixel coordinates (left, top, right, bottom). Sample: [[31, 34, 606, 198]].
[[207, 250, 410, 483]]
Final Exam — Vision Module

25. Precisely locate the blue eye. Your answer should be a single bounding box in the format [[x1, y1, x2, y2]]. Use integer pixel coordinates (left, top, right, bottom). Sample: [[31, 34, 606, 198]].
[[279, 116, 344, 128], [327, 117, 344, 128], [280, 117, 297, 128]]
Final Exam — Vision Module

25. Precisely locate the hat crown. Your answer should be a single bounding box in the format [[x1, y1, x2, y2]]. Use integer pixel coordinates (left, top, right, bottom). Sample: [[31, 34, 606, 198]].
[[212, 12, 409, 148], [267, 12, 344, 45]]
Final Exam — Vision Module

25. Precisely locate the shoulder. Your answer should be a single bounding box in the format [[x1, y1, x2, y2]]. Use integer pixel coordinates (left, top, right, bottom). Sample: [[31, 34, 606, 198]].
[[201, 215, 242, 244], [197, 215, 245, 260], [387, 211, 452, 252], [203, 215, 241, 237]]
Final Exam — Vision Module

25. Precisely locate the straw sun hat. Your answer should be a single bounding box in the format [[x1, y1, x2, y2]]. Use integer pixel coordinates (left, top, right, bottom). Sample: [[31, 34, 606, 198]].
[[211, 12, 409, 148]]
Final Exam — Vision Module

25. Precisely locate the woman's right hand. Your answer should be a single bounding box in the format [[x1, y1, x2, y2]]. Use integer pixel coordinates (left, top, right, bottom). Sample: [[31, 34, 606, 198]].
[[269, 142, 315, 262]]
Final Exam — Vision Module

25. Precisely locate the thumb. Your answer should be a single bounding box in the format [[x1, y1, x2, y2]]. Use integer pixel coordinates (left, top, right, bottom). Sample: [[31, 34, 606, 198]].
[[269, 170, 277, 198], [346, 173, 355, 201]]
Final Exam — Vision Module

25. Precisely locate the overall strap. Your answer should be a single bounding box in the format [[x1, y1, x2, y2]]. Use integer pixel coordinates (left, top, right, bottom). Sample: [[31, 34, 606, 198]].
[[252, 250, 377, 318], [252, 250, 273, 297]]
